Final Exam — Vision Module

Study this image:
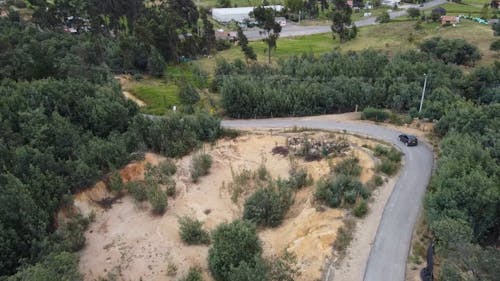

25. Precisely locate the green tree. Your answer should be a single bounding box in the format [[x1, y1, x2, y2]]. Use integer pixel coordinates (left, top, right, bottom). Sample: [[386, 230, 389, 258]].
[[148, 47, 166, 77], [331, 0, 356, 42], [7, 252, 82, 281], [200, 8, 216, 55], [179, 82, 201, 105], [285, 0, 305, 13], [208, 220, 262, 281], [216, 0, 232, 7], [237, 26, 257, 62], [0, 174, 48, 275], [252, 6, 282, 64]]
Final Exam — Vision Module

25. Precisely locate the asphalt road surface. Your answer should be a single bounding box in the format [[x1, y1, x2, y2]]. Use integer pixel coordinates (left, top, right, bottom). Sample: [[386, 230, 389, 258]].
[[221, 116, 434, 281], [244, 0, 447, 40]]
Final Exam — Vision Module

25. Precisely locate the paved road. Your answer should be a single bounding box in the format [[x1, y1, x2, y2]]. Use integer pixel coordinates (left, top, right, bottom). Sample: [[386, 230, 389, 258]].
[[221, 116, 434, 281], [244, 0, 447, 40]]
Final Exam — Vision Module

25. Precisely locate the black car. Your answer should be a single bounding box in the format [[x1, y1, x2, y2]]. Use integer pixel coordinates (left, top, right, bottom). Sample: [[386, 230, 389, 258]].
[[398, 134, 418, 146]]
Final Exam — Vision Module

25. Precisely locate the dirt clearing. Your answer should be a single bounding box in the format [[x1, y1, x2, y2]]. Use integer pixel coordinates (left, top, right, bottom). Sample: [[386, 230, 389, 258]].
[[78, 130, 387, 281]]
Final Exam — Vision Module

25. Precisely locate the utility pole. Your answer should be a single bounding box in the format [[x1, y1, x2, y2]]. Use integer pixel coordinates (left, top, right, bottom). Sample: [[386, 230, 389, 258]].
[[419, 73, 428, 113]]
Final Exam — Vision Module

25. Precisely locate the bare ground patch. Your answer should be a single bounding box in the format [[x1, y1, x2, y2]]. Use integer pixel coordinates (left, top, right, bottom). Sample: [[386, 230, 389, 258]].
[[77, 131, 385, 281]]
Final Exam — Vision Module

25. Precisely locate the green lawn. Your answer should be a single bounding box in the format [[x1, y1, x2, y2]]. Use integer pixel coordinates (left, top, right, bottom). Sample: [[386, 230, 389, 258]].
[[198, 32, 337, 71], [425, 0, 497, 17], [128, 81, 180, 115]]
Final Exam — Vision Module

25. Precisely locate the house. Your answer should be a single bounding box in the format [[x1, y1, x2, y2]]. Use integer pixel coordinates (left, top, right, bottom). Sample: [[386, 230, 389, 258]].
[[215, 29, 237, 41], [441, 15, 459, 25], [211, 5, 284, 23]]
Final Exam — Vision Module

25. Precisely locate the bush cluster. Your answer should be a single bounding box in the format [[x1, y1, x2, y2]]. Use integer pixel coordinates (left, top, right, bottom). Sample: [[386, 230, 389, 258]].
[[334, 157, 362, 177], [361, 107, 390, 122], [191, 153, 213, 182], [178, 216, 210, 245], [180, 266, 204, 281], [243, 183, 293, 227], [315, 174, 370, 208], [208, 220, 262, 281], [373, 145, 402, 176], [125, 181, 148, 202], [148, 186, 168, 215]]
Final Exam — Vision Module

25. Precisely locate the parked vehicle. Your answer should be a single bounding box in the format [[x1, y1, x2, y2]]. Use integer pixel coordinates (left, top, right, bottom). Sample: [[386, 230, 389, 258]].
[[399, 134, 418, 146]]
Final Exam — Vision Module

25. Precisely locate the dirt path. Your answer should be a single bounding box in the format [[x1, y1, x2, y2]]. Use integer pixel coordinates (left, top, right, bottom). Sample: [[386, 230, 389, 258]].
[[123, 90, 146, 107]]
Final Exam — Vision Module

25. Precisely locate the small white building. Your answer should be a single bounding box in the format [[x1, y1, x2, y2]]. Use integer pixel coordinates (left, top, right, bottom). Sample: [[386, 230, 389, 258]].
[[382, 0, 400, 6], [212, 5, 284, 23]]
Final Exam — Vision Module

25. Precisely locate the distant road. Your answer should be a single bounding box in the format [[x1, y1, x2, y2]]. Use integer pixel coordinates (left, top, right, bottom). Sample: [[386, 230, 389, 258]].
[[244, 0, 447, 40], [222, 116, 434, 281]]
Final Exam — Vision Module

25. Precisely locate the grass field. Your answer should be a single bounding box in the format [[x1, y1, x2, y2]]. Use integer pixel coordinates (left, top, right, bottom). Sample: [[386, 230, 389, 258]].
[[126, 80, 180, 115], [425, 0, 496, 17]]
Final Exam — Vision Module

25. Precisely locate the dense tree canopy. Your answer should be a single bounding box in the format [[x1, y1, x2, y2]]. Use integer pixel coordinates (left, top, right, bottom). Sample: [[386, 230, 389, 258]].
[[0, 17, 221, 279], [218, 49, 477, 119]]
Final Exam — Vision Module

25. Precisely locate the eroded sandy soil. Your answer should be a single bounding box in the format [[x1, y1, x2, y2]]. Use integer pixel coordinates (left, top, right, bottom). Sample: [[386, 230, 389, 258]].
[[77, 131, 379, 281]]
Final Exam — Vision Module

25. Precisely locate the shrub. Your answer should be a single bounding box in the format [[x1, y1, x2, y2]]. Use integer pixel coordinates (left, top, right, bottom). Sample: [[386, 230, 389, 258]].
[[243, 185, 291, 227], [145, 160, 177, 185], [315, 175, 368, 208], [287, 167, 310, 189], [334, 157, 362, 177], [215, 40, 232, 51], [108, 170, 124, 194], [353, 200, 368, 217], [166, 183, 176, 197], [371, 175, 384, 187], [220, 128, 240, 139], [166, 262, 178, 276], [148, 186, 168, 215], [376, 158, 399, 176], [191, 153, 213, 182], [208, 220, 262, 281], [333, 219, 355, 254], [361, 107, 390, 122], [257, 164, 269, 181], [180, 266, 204, 281], [373, 145, 401, 163], [178, 216, 210, 245], [125, 181, 148, 202]]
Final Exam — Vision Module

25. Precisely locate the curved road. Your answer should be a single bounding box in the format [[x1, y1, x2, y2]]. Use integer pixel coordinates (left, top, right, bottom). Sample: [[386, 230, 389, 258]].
[[221, 116, 434, 281], [244, 0, 447, 40]]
